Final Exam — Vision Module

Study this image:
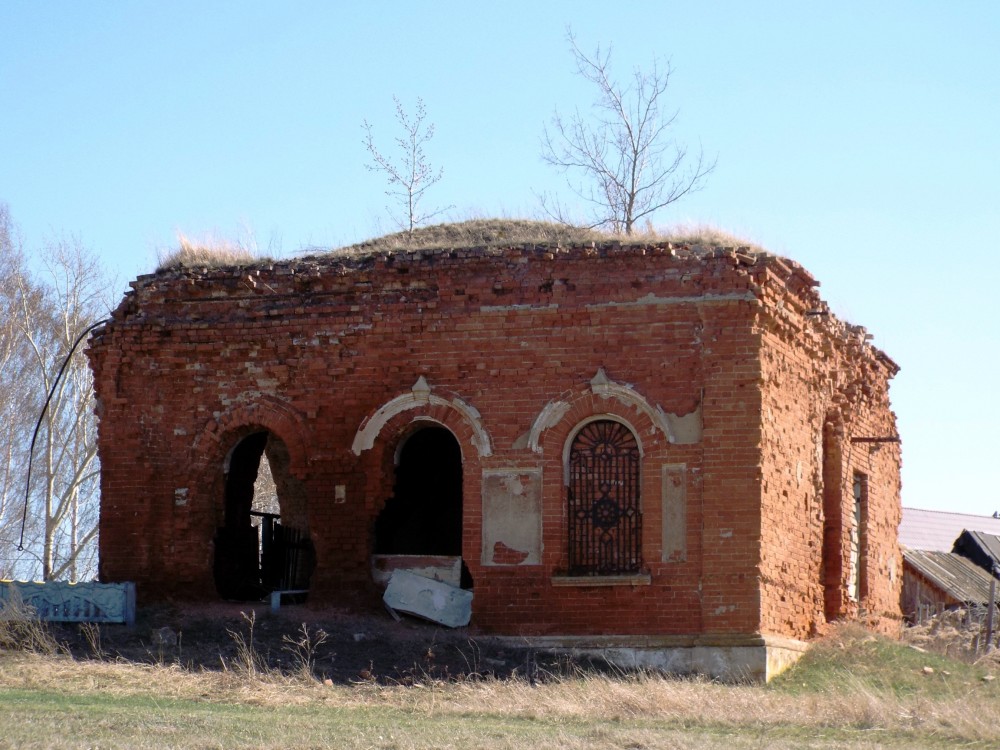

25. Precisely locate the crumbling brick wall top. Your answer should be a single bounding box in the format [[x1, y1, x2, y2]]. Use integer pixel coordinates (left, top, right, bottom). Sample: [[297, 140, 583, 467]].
[[113, 238, 896, 381], [117, 240, 822, 315]]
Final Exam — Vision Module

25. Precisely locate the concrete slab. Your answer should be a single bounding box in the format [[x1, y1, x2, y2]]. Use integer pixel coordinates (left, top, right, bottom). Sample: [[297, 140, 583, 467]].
[[382, 569, 472, 628], [371, 555, 461, 588]]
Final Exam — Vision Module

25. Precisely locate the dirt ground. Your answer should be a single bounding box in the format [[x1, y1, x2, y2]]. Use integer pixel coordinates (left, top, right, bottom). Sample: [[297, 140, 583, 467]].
[[48, 600, 577, 684]]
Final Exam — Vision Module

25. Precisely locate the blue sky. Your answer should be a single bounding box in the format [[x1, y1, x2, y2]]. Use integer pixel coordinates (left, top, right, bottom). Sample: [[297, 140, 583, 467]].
[[2, 2, 998, 515]]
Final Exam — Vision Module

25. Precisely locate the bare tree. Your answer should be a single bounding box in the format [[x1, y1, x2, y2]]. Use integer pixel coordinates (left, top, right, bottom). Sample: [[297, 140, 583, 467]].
[[541, 32, 716, 235], [27, 238, 108, 580], [0, 204, 110, 581], [0, 206, 37, 578], [363, 97, 451, 236]]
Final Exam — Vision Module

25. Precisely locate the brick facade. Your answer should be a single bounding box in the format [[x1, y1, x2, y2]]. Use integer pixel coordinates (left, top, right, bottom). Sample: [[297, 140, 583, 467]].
[[87, 238, 902, 643]]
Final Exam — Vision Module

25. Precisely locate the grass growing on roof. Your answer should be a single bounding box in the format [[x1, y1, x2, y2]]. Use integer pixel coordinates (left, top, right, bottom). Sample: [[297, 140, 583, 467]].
[[333, 218, 613, 255], [154, 219, 765, 272], [655, 222, 766, 252], [332, 218, 763, 256], [156, 234, 267, 271]]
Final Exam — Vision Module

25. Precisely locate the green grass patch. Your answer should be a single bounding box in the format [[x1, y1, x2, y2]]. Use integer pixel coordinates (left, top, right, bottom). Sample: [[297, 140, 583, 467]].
[[0, 685, 975, 750], [771, 626, 999, 699]]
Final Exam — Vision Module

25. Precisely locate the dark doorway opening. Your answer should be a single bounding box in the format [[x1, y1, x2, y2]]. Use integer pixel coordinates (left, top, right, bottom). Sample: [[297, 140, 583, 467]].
[[214, 431, 313, 601], [374, 426, 464, 557]]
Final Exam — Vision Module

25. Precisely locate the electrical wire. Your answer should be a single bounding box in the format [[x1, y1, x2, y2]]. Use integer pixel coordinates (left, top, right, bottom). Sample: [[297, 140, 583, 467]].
[[17, 318, 110, 552]]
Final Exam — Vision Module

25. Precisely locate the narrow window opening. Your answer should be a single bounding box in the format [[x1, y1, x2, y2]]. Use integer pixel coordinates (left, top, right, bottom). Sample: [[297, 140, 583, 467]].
[[821, 417, 842, 621], [850, 472, 869, 602]]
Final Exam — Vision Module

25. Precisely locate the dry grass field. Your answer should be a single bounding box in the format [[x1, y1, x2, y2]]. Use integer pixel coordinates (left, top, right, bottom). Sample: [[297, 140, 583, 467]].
[[1, 603, 998, 750]]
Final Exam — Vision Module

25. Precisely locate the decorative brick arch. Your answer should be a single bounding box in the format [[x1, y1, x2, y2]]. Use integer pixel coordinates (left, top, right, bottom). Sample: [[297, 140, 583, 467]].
[[527, 369, 672, 456], [182, 396, 314, 600], [352, 376, 492, 458], [355, 379, 487, 578], [185, 396, 311, 536], [560, 413, 646, 481], [528, 371, 669, 577], [190, 396, 311, 478]]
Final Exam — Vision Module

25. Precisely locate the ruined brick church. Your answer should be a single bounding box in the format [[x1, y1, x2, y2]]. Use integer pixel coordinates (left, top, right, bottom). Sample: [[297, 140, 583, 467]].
[[87, 221, 902, 680]]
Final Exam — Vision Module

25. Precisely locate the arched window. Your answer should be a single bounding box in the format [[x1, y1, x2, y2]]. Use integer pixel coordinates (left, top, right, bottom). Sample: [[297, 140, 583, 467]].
[[567, 420, 642, 575]]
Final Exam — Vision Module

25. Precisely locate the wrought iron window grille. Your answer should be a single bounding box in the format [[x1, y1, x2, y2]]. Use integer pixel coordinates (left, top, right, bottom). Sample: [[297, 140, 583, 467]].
[[567, 420, 642, 575]]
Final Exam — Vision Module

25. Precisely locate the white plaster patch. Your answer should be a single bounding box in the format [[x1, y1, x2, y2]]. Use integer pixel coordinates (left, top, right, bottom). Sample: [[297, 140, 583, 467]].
[[526, 400, 571, 453], [661, 464, 687, 562], [501, 475, 524, 495], [590, 369, 675, 444], [479, 303, 560, 313], [482, 469, 542, 566], [585, 291, 756, 309], [664, 404, 702, 445], [371, 555, 461, 588], [720, 529, 733, 538]]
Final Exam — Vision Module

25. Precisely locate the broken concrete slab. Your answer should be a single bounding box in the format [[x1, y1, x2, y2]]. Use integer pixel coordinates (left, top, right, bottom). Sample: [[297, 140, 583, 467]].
[[382, 569, 472, 628]]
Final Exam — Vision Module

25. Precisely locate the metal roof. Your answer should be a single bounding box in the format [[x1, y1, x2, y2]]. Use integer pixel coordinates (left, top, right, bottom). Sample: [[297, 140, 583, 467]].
[[899, 507, 1000, 552], [903, 548, 996, 605], [953, 530, 1000, 575], [969, 531, 1000, 565]]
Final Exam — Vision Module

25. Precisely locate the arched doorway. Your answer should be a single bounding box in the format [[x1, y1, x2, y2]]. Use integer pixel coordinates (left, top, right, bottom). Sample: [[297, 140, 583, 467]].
[[213, 430, 313, 600], [374, 426, 464, 556]]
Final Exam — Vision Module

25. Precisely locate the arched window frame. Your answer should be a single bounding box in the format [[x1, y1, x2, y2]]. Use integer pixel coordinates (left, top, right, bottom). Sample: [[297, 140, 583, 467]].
[[563, 415, 644, 576]]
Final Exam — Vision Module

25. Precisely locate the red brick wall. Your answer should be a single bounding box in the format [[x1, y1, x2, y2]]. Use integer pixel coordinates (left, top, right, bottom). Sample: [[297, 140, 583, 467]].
[[754, 262, 902, 639], [88, 242, 901, 639]]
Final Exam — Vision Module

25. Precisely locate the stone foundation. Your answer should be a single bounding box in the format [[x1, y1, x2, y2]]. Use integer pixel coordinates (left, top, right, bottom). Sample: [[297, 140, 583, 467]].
[[500, 633, 809, 683]]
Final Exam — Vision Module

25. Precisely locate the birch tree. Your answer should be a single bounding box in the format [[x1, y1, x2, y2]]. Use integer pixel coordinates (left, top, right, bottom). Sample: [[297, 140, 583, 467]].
[[0, 206, 37, 578], [0, 205, 110, 581]]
